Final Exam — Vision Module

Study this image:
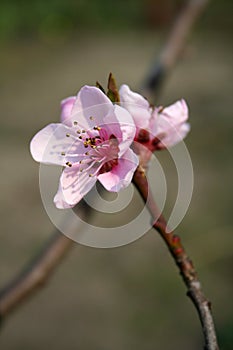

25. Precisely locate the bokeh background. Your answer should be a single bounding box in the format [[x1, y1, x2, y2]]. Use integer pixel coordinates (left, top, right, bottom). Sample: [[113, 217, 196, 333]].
[[0, 0, 232, 349]]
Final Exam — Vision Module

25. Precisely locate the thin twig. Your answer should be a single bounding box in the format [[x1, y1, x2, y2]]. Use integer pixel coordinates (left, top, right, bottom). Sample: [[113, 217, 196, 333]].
[[133, 169, 219, 350], [0, 197, 95, 322], [0, 231, 73, 322], [141, 0, 210, 99]]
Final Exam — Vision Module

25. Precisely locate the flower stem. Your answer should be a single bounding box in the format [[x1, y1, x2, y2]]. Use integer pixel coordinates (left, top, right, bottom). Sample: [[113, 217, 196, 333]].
[[133, 168, 219, 350]]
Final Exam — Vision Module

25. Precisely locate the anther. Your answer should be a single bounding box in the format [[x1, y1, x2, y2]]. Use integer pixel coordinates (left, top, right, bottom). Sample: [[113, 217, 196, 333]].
[[66, 162, 72, 167], [89, 174, 94, 177], [85, 151, 89, 155], [79, 136, 83, 139], [76, 130, 81, 134], [89, 116, 94, 120], [66, 133, 70, 137], [61, 152, 66, 156], [73, 121, 78, 125]]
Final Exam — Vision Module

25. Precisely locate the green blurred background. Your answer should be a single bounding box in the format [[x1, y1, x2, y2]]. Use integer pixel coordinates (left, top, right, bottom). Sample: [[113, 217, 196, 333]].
[[0, 0, 232, 349]]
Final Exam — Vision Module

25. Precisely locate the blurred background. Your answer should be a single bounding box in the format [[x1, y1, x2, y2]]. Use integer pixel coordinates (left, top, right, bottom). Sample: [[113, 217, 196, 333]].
[[0, 0, 232, 349]]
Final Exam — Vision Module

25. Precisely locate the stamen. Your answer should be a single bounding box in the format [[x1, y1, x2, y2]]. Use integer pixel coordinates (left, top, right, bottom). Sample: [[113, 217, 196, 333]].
[[60, 151, 85, 157], [65, 133, 77, 140]]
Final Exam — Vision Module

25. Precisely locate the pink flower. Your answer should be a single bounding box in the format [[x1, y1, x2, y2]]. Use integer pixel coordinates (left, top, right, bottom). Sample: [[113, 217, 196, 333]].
[[30, 86, 139, 209], [119, 84, 151, 135], [119, 85, 190, 151]]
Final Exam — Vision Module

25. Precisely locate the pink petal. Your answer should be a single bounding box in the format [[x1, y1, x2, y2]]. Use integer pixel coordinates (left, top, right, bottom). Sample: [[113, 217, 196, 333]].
[[98, 148, 139, 192], [30, 123, 82, 165], [148, 109, 159, 136], [60, 96, 76, 125], [70, 86, 113, 130], [158, 122, 190, 148], [54, 164, 98, 207], [150, 99, 189, 143], [159, 99, 189, 125], [53, 182, 75, 209], [101, 104, 123, 140], [112, 105, 136, 156], [119, 84, 151, 130], [99, 105, 136, 156]]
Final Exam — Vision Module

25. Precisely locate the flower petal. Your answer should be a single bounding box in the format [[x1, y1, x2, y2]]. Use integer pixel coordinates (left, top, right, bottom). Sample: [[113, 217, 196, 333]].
[[30, 123, 82, 165], [54, 164, 98, 207], [99, 104, 136, 156], [159, 99, 189, 125], [158, 122, 190, 148], [98, 148, 139, 192], [112, 104, 136, 156], [150, 99, 189, 146], [60, 96, 76, 125], [119, 84, 151, 130], [70, 86, 113, 130], [53, 181, 75, 209]]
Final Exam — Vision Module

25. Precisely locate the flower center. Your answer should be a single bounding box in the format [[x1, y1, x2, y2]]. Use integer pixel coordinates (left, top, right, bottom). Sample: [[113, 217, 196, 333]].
[[99, 135, 119, 174], [63, 117, 120, 176]]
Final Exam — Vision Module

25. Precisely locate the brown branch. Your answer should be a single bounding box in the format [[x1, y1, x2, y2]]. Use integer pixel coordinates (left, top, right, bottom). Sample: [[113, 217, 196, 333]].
[[0, 197, 96, 322], [0, 231, 73, 321], [133, 169, 219, 350], [141, 0, 210, 99]]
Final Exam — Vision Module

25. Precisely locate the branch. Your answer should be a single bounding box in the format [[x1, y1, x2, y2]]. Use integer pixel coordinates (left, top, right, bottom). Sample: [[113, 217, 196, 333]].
[[0, 197, 96, 322], [141, 0, 210, 99], [133, 169, 219, 350], [0, 231, 72, 322]]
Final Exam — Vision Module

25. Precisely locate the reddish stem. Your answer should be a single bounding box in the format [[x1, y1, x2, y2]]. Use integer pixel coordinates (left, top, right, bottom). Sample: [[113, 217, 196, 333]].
[[133, 168, 219, 350]]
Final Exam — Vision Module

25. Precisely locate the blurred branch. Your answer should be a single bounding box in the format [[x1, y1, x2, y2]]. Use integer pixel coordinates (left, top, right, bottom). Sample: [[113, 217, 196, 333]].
[[0, 197, 95, 322], [141, 0, 210, 100], [133, 169, 219, 350], [0, 231, 73, 321]]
